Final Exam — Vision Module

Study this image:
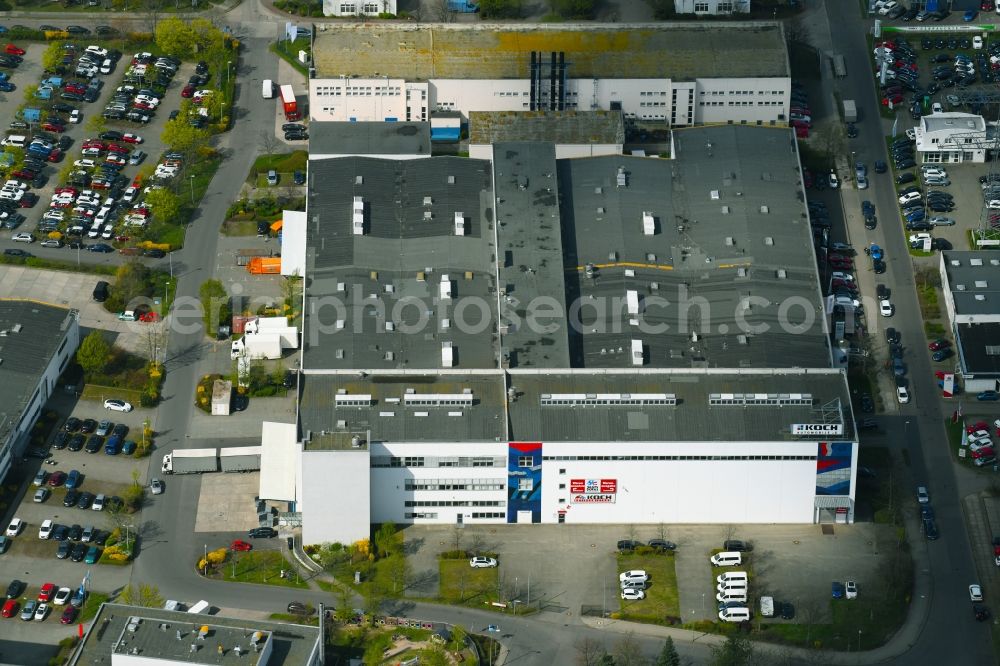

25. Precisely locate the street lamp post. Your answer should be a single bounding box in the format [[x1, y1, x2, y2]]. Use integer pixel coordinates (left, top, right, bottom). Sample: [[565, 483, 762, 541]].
[[203, 544, 207, 575], [859, 629, 863, 652], [189, 174, 195, 205]]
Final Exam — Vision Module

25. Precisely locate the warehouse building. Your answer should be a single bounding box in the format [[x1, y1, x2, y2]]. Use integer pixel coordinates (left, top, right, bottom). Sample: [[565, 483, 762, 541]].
[[269, 125, 857, 546], [0, 300, 79, 487], [308, 22, 791, 129], [939, 251, 1000, 392]]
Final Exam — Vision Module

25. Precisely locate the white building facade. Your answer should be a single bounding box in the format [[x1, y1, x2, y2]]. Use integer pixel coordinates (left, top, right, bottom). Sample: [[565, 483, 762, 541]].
[[915, 112, 988, 163], [674, 0, 750, 14], [309, 76, 790, 126], [322, 0, 396, 16]]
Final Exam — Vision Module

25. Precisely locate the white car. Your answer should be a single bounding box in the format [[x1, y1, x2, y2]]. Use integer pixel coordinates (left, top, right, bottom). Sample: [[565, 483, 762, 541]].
[[905, 128, 916, 140], [122, 187, 138, 203], [619, 570, 649, 583], [92, 494, 105, 511], [621, 588, 645, 601], [879, 299, 893, 317], [969, 439, 993, 453], [38, 519, 53, 539], [917, 486, 930, 504], [104, 399, 133, 412], [974, 36, 984, 50], [831, 272, 855, 282], [74, 159, 97, 169], [52, 587, 71, 606], [85, 45, 108, 57], [150, 478, 164, 495], [857, 174, 868, 190], [896, 386, 910, 404], [11, 233, 34, 243], [828, 171, 839, 189], [846, 581, 858, 599], [5, 518, 22, 537], [899, 192, 922, 205], [134, 94, 159, 106], [877, 0, 898, 14], [921, 167, 947, 177], [34, 603, 49, 621], [931, 102, 943, 114], [971, 584, 984, 602], [469, 556, 497, 568], [69, 109, 82, 123]]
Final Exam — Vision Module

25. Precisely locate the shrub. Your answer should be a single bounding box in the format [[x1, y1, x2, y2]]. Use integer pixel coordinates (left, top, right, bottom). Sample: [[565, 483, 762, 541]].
[[439, 549, 470, 560]]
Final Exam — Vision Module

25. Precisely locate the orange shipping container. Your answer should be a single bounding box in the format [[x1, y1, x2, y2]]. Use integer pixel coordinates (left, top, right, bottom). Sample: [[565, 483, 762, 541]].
[[246, 257, 281, 274]]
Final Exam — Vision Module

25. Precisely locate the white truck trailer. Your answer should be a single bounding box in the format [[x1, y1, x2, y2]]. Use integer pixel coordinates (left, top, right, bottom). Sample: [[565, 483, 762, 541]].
[[219, 445, 262, 473], [161, 448, 219, 475], [231, 316, 298, 360]]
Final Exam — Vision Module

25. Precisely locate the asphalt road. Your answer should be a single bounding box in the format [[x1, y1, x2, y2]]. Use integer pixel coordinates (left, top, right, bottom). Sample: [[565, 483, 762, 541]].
[[831, 4, 994, 663]]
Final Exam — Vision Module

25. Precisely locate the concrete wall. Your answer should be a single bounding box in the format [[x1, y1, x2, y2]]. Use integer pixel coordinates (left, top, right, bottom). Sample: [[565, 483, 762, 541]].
[[300, 447, 371, 545]]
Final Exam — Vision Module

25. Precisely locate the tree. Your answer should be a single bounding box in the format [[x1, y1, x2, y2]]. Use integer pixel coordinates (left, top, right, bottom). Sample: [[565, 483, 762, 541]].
[[85, 113, 106, 134], [432, 0, 455, 21], [41, 42, 63, 72], [416, 646, 448, 666], [114, 260, 152, 309], [199, 278, 230, 335], [549, 0, 594, 18], [119, 583, 165, 608], [161, 117, 210, 153], [141, 321, 168, 367], [77, 331, 110, 375], [153, 17, 194, 56], [449, 624, 468, 652], [144, 188, 182, 225], [710, 634, 757, 666], [576, 636, 605, 666], [374, 522, 399, 558], [613, 632, 646, 666], [656, 637, 680, 666], [479, 0, 522, 18]]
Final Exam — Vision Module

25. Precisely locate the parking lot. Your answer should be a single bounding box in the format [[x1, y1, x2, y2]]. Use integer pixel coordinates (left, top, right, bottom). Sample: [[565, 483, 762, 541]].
[[401, 521, 891, 622]]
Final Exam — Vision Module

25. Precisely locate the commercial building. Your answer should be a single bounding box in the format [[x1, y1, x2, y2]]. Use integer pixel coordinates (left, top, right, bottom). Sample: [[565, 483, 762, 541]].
[[322, 0, 396, 17], [0, 300, 79, 486], [269, 125, 858, 546], [468, 110, 625, 160], [939, 251, 1000, 392], [915, 112, 988, 164], [674, 0, 750, 14], [69, 603, 322, 666], [308, 22, 791, 127]]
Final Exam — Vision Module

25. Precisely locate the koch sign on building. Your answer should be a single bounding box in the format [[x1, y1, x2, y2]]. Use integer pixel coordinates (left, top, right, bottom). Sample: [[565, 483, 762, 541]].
[[791, 423, 844, 437], [571, 478, 617, 504]]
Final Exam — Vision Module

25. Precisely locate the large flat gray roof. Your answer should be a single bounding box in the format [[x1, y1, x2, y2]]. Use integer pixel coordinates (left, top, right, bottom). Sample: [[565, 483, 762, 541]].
[[69, 603, 320, 666], [309, 121, 431, 157], [941, 251, 1000, 316], [0, 300, 75, 445], [312, 22, 789, 81], [300, 372, 507, 445], [303, 156, 498, 371], [556, 127, 830, 369], [508, 368, 854, 442], [494, 142, 572, 369], [957, 323, 1000, 376], [469, 111, 625, 146]]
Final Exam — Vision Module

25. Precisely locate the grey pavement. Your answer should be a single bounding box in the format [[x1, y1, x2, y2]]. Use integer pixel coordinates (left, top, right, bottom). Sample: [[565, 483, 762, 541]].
[[187, 391, 295, 439]]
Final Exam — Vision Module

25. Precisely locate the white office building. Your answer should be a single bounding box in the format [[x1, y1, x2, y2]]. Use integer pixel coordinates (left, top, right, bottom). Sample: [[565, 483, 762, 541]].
[[915, 112, 988, 163]]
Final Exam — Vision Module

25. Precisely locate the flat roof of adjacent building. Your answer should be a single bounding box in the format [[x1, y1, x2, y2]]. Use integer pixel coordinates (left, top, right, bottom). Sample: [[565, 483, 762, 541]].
[[69, 603, 320, 666], [300, 372, 508, 446], [941, 251, 1000, 316], [957, 322, 1000, 376], [553, 126, 830, 369], [312, 22, 789, 81], [920, 112, 985, 134], [469, 110, 625, 146], [508, 368, 854, 442], [0, 300, 75, 444], [302, 155, 498, 371], [309, 121, 431, 157]]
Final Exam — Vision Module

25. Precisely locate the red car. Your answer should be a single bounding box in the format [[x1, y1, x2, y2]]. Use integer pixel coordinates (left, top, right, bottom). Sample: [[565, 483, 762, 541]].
[[181, 84, 195, 98], [882, 94, 903, 106], [106, 143, 128, 154], [41, 122, 65, 133], [967, 420, 989, 435], [230, 539, 253, 552], [46, 149, 62, 163], [82, 140, 106, 150], [64, 84, 86, 94], [60, 606, 77, 625], [11, 170, 36, 180], [38, 583, 55, 602], [47, 471, 66, 486], [828, 258, 853, 268], [982, 1, 994, 11], [929, 339, 952, 351], [54, 187, 78, 196], [794, 126, 809, 139], [4, 44, 25, 56], [122, 133, 143, 144], [2, 599, 18, 618]]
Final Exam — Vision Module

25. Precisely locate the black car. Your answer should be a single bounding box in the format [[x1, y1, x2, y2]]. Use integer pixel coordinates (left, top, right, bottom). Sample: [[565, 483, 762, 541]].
[[874, 160, 887, 173], [95, 26, 118, 35], [57, 541, 71, 559], [6, 580, 24, 599], [293, 170, 306, 185], [3, 249, 31, 258], [66, 25, 90, 34], [284, 132, 308, 141], [52, 431, 68, 450], [52, 525, 69, 542], [64, 417, 81, 433], [648, 539, 677, 552], [923, 518, 939, 540], [88, 244, 114, 253], [975, 605, 991, 622], [63, 491, 80, 507], [112, 424, 128, 438], [873, 259, 886, 274], [67, 524, 82, 541], [70, 542, 87, 562], [85, 435, 103, 454], [283, 371, 297, 389], [779, 601, 795, 620], [248, 527, 278, 539], [76, 492, 93, 510], [143, 249, 166, 258], [865, 215, 877, 230], [67, 434, 85, 452], [886, 327, 900, 345], [845, 123, 857, 139], [616, 539, 640, 552], [231, 393, 249, 412], [723, 539, 752, 552]]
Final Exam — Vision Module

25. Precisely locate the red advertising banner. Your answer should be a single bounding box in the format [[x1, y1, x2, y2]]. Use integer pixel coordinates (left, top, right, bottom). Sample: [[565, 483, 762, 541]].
[[570, 479, 587, 493], [600, 479, 617, 493]]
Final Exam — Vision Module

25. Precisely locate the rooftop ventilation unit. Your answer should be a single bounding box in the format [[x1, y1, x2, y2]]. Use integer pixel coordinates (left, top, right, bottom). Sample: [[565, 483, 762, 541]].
[[423, 196, 433, 206], [352, 196, 365, 235], [355, 176, 363, 185], [710, 190, 720, 200], [642, 211, 655, 236], [454, 212, 466, 236], [440, 275, 453, 300], [976, 281, 989, 288], [971, 258, 984, 266], [442, 341, 454, 367], [335, 394, 373, 406], [540, 393, 675, 406], [616, 167, 627, 188], [404, 393, 474, 406]]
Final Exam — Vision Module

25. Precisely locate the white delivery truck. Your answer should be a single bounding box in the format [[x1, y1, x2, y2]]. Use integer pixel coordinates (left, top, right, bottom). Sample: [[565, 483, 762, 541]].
[[262, 79, 274, 99], [760, 596, 774, 617]]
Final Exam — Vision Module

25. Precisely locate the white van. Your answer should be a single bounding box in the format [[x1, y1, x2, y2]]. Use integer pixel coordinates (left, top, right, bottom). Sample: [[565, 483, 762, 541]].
[[187, 600, 210, 614], [2, 135, 26, 148], [263, 79, 274, 99], [716, 590, 747, 603], [95, 206, 112, 224], [719, 606, 751, 623], [716, 571, 748, 584], [716, 580, 748, 594], [710, 551, 742, 567], [621, 579, 647, 590], [760, 596, 774, 617]]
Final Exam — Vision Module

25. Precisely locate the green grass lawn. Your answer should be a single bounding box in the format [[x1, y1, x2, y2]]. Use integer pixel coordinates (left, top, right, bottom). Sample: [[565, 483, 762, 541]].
[[221, 219, 259, 236], [219, 551, 308, 588], [438, 559, 499, 607], [269, 612, 320, 626], [79, 592, 110, 623], [251, 151, 308, 178], [614, 552, 679, 624]]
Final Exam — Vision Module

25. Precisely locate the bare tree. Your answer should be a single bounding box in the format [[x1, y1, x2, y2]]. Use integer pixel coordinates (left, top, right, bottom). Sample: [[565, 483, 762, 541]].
[[656, 522, 668, 541], [796, 598, 823, 648], [432, 0, 455, 21], [141, 321, 168, 367], [613, 632, 647, 666], [450, 525, 464, 554], [575, 636, 604, 666]]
